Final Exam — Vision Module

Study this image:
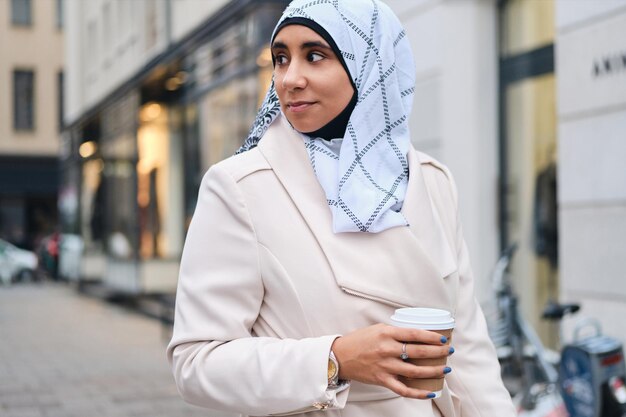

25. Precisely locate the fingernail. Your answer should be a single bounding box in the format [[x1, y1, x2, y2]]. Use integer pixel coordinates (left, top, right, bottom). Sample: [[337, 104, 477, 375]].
[[448, 346, 455, 355], [444, 366, 452, 374], [427, 392, 436, 399], [440, 336, 448, 344]]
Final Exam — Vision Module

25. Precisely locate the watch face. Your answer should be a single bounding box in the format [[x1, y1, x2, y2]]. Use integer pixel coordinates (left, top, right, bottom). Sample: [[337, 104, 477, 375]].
[[327, 359, 338, 380]]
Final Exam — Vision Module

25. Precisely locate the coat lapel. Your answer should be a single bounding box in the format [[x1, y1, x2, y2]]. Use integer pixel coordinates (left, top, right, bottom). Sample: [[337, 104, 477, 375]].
[[258, 115, 457, 309]]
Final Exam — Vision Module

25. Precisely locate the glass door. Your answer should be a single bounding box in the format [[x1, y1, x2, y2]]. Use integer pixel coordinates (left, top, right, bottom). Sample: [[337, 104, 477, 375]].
[[499, 0, 558, 346], [503, 74, 558, 346]]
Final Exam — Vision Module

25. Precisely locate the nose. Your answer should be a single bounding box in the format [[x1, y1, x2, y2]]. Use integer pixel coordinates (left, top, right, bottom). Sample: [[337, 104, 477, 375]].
[[281, 60, 307, 91]]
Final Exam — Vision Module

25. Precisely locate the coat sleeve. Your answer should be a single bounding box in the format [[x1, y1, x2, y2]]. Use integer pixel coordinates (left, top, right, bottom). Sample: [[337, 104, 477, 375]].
[[166, 163, 349, 416], [439, 171, 517, 417]]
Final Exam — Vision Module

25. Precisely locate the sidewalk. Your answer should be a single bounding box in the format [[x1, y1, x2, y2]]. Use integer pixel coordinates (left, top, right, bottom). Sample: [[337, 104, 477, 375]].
[[0, 283, 234, 417]]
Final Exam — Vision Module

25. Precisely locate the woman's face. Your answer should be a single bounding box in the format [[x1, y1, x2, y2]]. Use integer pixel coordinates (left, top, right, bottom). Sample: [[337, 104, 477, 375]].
[[272, 24, 354, 133]]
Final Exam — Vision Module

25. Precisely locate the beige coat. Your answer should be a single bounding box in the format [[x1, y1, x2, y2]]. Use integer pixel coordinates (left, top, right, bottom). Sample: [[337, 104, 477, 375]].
[[167, 115, 516, 417]]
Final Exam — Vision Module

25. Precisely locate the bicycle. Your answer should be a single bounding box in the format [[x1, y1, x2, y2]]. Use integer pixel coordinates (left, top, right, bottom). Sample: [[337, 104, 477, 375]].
[[484, 244, 626, 417], [484, 244, 570, 415]]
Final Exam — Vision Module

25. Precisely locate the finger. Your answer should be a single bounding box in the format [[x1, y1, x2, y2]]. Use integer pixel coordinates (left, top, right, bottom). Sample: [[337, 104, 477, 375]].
[[382, 376, 438, 400], [405, 343, 450, 359], [391, 327, 449, 345], [394, 363, 451, 380]]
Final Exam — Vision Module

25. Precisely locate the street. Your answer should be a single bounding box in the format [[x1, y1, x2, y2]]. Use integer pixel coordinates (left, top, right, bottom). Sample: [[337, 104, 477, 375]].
[[0, 283, 233, 417]]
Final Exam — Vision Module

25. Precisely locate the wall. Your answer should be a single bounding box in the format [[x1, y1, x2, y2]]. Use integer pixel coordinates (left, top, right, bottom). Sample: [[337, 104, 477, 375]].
[[170, 0, 229, 42], [556, 0, 626, 342], [0, 0, 63, 156], [385, 0, 499, 298]]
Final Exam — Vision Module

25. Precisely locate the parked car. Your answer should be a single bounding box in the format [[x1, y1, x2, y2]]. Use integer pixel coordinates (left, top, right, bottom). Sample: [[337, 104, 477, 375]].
[[0, 238, 39, 285]]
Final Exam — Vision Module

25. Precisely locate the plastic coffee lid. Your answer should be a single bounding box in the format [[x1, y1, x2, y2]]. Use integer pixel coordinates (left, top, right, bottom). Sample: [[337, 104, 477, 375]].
[[390, 308, 455, 330]]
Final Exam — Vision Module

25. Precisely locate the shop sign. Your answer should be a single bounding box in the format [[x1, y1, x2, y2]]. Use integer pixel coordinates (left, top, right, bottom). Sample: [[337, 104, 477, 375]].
[[592, 50, 626, 78], [558, 12, 626, 117]]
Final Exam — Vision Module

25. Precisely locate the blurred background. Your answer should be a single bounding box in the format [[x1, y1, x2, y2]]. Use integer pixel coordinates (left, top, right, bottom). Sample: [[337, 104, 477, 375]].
[[0, 0, 625, 416]]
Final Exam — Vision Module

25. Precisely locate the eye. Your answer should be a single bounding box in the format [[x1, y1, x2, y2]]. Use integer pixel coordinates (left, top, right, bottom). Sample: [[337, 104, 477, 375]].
[[274, 54, 288, 65], [307, 52, 324, 63]]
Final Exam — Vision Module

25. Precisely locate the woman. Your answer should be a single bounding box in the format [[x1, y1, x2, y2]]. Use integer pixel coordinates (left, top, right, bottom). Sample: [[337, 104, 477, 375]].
[[167, 0, 516, 416]]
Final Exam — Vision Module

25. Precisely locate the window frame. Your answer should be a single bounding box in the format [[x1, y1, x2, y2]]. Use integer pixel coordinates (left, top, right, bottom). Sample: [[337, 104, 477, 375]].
[[56, 0, 64, 29], [58, 71, 65, 131], [11, 0, 32, 27], [13, 69, 36, 132]]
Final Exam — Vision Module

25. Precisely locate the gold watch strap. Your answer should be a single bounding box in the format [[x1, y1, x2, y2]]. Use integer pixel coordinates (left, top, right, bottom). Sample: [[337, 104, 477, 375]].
[[328, 350, 340, 387]]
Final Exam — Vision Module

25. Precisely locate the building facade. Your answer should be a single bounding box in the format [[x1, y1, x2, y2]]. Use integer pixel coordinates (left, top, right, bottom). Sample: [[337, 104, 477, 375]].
[[63, 0, 287, 292], [0, 0, 64, 251]]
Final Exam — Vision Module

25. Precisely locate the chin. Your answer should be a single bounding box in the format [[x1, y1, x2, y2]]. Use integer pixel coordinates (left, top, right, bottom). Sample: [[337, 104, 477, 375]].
[[285, 117, 321, 134]]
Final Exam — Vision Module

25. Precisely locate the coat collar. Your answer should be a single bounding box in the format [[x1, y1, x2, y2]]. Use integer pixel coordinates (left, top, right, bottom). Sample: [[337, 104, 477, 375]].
[[258, 115, 457, 308]]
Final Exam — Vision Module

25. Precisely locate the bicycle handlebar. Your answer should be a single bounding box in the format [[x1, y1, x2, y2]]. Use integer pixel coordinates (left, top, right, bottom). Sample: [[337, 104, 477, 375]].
[[491, 243, 518, 293], [501, 243, 518, 259]]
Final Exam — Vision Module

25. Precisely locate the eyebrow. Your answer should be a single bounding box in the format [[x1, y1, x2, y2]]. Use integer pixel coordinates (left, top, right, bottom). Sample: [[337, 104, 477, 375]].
[[271, 40, 333, 51]]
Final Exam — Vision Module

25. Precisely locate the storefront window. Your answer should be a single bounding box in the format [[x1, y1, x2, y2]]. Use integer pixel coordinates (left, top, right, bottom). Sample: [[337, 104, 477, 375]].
[[59, 167, 79, 235], [0, 198, 25, 246], [200, 75, 258, 168], [182, 103, 200, 232], [136, 102, 184, 260], [81, 157, 104, 250], [191, 6, 280, 170], [101, 93, 139, 260]]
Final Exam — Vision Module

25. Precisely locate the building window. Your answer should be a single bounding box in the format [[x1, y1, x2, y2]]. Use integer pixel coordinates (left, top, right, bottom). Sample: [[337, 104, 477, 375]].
[[102, 2, 112, 62], [11, 0, 32, 26], [87, 20, 97, 71], [13, 70, 35, 131], [56, 0, 64, 29], [145, 0, 158, 51], [58, 71, 64, 131]]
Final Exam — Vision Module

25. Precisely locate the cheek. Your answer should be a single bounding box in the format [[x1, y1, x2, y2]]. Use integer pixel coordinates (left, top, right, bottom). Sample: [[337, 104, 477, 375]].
[[324, 73, 353, 109]]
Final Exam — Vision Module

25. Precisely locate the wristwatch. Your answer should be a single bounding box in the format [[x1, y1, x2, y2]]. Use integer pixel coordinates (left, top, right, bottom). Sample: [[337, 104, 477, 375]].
[[327, 350, 340, 388]]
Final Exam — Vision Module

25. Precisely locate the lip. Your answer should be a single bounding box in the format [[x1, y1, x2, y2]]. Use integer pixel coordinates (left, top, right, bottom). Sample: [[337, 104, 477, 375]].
[[287, 101, 316, 113]]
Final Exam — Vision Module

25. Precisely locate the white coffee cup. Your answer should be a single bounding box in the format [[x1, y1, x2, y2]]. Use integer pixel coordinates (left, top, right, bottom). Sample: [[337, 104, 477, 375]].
[[390, 308, 455, 398]]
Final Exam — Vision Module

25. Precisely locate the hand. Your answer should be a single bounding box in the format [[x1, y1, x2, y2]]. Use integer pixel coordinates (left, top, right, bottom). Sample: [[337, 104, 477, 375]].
[[331, 323, 451, 399]]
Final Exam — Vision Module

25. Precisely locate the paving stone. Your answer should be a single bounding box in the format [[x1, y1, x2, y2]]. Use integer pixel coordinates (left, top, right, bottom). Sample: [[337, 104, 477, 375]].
[[0, 394, 38, 409], [0, 283, 231, 417], [0, 406, 45, 417]]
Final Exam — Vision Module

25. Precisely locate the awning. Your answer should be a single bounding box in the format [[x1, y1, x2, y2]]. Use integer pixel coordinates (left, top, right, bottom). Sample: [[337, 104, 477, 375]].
[[0, 156, 59, 196]]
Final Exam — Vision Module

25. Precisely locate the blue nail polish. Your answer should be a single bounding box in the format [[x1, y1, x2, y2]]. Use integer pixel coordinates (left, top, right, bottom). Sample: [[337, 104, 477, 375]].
[[448, 346, 455, 355], [440, 336, 448, 344], [427, 392, 436, 399], [444, 366, 452, 374]]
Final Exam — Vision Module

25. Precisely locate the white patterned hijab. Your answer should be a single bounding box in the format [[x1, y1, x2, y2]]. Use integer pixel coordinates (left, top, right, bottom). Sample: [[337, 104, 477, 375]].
[[237, 0, 416, 233]]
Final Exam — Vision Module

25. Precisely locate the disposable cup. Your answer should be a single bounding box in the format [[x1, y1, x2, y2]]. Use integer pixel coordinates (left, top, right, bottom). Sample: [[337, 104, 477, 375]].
[[390, 308, 455, 398]]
